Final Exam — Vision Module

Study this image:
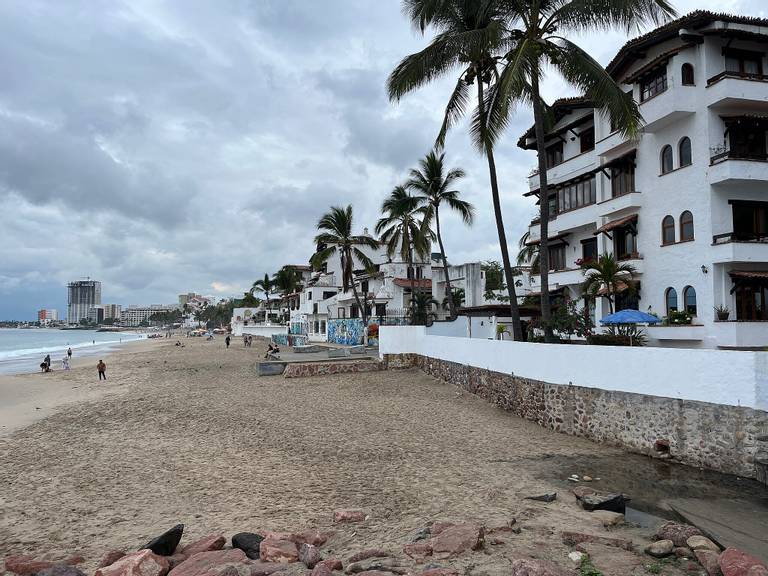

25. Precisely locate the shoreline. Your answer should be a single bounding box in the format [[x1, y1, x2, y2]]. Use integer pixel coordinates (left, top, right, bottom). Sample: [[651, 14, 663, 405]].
[[0, 338, 155, 437]]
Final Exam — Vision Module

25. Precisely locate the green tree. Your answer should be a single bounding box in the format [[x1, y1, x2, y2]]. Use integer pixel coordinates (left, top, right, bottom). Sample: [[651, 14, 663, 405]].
[[581, 253, 637, 314], [409, 292, 439, 326], [273, 266, 302, 296], [388, 0, 525, 340], [375, 186, 433, 322], [406, 150, 474, 320], [442, 287, 465, 312], [516, 230, 540, 274], [251, 273, 275, 320], [310, 205, 379, 345], [487, 0, 675, 341]]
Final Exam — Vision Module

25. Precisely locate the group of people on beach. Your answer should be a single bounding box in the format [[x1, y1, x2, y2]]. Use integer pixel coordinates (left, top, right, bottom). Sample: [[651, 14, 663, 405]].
[[38, 347, 107, 380], [40, 347, 73, 373]]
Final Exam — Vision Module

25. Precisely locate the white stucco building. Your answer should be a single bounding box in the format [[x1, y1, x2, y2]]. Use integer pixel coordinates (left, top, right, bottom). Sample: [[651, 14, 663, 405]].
[[520, 11, 768, 349]]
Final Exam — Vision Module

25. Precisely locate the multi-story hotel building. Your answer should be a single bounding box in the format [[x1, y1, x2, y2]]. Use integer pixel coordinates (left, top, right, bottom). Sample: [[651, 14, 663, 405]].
[[67, 279, 102, 325], [520, 11, 768, 349]]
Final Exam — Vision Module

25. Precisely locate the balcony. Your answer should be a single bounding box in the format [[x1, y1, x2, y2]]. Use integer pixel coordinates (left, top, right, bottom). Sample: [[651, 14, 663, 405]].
[[638, 88, 696, 133], [546, 267, 585, 287], [616, 255, 644, 274], [708, 148, 768, 185], [706, 71, 768, 110], [528, 153, 597, 190], [598, 191, 643, 218], [594, 130, 635, 159], [711, 234, 768, 263]]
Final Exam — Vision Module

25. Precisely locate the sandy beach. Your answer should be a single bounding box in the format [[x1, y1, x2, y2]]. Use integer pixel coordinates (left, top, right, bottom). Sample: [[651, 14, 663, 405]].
[[0, 336, 749, 575]]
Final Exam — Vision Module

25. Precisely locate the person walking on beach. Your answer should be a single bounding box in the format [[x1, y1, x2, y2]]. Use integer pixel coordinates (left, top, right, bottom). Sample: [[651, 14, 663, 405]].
[[67, 347, 72, 360], [225, 335, 231, 348], [97, 359, 107, 380], [247, 335, 253, 348]]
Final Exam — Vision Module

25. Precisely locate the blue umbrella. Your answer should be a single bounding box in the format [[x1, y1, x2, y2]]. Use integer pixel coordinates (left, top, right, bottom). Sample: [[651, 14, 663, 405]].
[[600, 309, 661, 325], [599, 309, 660, 346]]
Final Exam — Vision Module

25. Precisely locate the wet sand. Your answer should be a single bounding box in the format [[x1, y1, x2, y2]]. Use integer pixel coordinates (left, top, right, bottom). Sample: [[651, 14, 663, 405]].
[[0, 336, 753, 574]]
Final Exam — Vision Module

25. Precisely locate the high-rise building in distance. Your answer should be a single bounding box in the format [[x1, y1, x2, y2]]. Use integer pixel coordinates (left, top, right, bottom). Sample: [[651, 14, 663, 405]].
[[67, 279, 102, 325]]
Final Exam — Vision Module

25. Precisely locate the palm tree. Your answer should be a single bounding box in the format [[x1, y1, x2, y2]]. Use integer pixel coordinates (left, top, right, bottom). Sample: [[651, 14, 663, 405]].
[[581, 253, 637, 314], [375, 186, 433, 321], [410, 292, 439, 326], [406, 150, 474, 320], [273, 266, 301, 296], [442, 287, 465, 312], [486, 0, 675, 341], [516, 231, 539, 273], [388, 0, 525, 341], [310, 205, 379, 345], [251, 273, 275, 322]]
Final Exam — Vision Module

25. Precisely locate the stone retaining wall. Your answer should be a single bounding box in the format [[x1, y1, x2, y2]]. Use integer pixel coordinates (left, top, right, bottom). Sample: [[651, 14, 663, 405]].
[[384, 353, 768, 481], [282, 360, 384, 378]]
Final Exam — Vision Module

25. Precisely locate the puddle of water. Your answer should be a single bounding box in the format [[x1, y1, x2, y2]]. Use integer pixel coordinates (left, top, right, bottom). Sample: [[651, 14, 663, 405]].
[[532, 452, 768, 521]]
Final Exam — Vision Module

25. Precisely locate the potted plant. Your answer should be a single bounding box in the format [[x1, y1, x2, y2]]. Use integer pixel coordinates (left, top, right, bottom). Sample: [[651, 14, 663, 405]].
[[714, 305, 730, 321]]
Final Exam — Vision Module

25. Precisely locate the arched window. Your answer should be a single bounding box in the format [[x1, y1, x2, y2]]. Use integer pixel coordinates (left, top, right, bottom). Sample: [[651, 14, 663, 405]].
[[665, 287, 678, 315], [662, 215, 676, 245], [661, 145, 673, 174], [683, 286, 697, 315], [681, 63, 695, 86], [679, 137, 692, 167], [680, 210, 694, 241]]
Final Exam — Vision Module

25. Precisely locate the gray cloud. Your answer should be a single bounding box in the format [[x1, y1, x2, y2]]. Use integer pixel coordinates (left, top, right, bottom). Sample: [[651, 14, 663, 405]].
[[0, 0, 763, 318]]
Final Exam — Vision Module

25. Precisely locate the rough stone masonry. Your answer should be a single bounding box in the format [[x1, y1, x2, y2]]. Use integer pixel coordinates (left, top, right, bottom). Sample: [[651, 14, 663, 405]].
[[384, 353, 768, 481]]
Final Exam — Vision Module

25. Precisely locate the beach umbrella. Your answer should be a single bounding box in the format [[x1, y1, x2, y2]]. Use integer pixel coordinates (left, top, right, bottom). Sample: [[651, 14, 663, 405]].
[[599, 309, 660, 346]]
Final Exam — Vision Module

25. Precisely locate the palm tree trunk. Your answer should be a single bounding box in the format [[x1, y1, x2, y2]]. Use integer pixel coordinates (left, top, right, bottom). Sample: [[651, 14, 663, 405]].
[[346, 250, 368, 346], [435, 206, 457, 320], [531, 71, 555, 343], [476, 76, 523, 341]]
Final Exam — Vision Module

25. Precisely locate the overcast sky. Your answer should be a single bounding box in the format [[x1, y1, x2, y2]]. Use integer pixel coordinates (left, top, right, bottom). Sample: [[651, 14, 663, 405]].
[[1, 0, 763, 319]]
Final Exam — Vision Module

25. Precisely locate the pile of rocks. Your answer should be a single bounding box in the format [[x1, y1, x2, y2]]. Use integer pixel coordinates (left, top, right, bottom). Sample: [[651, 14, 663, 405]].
[[645, 521, 767, 576]]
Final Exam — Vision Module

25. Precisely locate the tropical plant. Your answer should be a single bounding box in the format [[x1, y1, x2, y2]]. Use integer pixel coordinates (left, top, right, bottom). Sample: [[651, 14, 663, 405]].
[[442, 287, 465, 312], [388, 0, 524, 340], [375, 186, 433, 321], [486, 0, 675, 342], [251, 273, 275, 307], [311, 205, 379, 344], [481, 260, 508, 302], [516, 230, 540, 273], [406, 150, 474, 319], [273, 266, 302, 296], [714, 304, 730, 321], [581, 253, 637, 314], [409, 292, 439, 326]]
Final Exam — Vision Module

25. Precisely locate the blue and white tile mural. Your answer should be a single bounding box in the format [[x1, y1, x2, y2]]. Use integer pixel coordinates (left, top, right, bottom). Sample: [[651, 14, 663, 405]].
[[326, 317, 409, 346], [327, 318, 365, 346], [271, 333, 308, 347]]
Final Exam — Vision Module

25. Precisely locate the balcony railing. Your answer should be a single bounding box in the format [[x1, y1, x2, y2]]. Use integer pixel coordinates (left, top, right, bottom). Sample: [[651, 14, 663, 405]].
[[710, 145, 768, 165], [713, 232, 768, 245], [707, 70, 768, 86]]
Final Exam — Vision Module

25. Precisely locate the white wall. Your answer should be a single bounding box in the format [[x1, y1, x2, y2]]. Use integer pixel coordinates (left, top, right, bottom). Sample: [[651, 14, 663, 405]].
[[379, 326, 767, 411], [240, 325, 288, 339]]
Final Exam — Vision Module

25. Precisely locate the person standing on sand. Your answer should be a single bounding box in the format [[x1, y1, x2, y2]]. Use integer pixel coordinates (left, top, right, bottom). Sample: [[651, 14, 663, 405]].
[[67, 347, 72, 360], [225, 335, 231, 348], [97, 359, 107, 380]]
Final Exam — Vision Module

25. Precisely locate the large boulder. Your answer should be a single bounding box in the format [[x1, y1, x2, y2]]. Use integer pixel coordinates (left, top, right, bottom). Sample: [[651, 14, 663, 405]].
[[143, 525, 185, 556], [290, 530, 333, 548], [180, 535, 226, 558], [403, 543, 433, 563], [344, 559, 407, 575], [232, 533, 265, 560], [589, 511, 624, 527], [99, 551, 127, 569], [509, 558, 575, 576], [645, 540, 674, 558], [4, 555, 83, 575], [95, 550, 171, 576], [654, 521, 702, 547], [687, 536, 720, 553], [718, 548, 768, 576], [168, 550, 250, 576], [299, 544, 321, 569], [260, 537, 299, 564], [694, 550, 722, 576], [430, 523, 483, 557], [579, 493, 627, 514]]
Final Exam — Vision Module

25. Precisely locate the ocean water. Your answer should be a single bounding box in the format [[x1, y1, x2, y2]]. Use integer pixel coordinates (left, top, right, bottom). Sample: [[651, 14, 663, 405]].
[[0, 328, 145, 374]]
